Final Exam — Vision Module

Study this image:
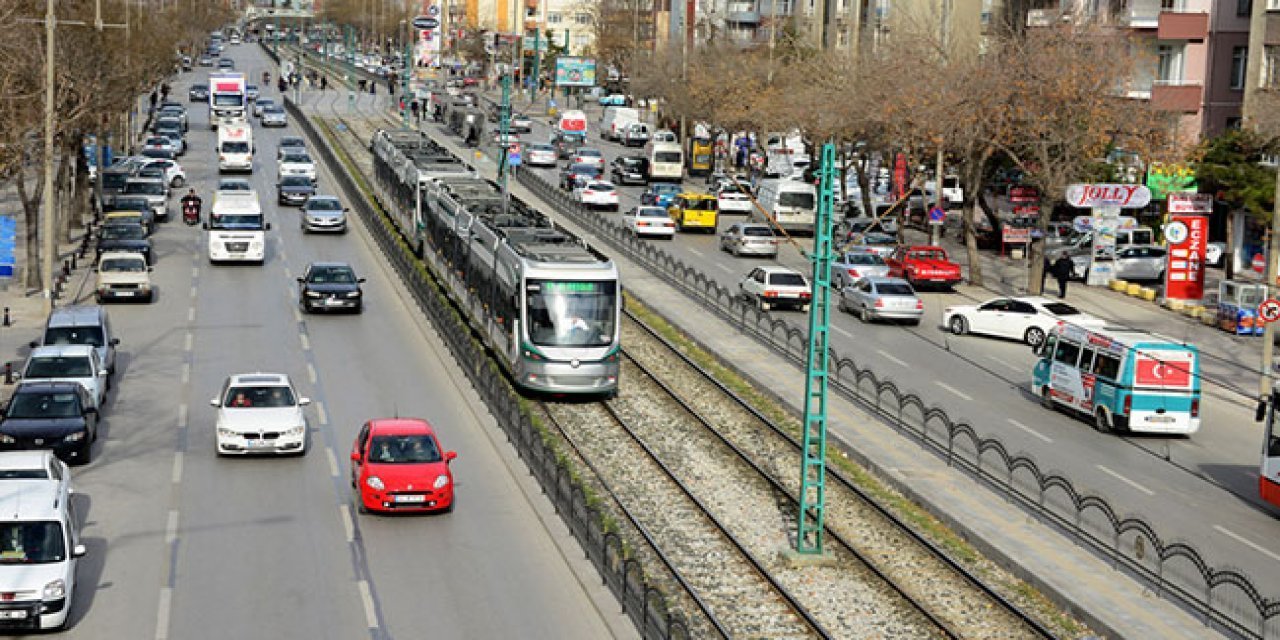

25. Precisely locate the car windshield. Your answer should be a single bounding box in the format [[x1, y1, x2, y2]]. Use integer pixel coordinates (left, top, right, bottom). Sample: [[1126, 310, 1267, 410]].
[[0, 522, 66, 565], [102, 173, 129, 189], [1040, 302, 1080, 316], [282, 154, 310, 164], [281, 176, 312, 187], [219, 180, 251, 191], [258, 100, 275, 108], [778, 192, 815, 209], [209, 214, 264, 230], [101, 225, 145, 240], [6, 392, 81, 419], [191, 84, 208, 92], [769, 273, 807, 286], [124, 182, 164, 195], [577, 150, 602, 158], [42, 327, 103, 348], [861, 233, 895, 245], [24, 356, 92, 378], [280, 138, 304, 148], [685, 198, 716, 211], [367, 435, 442, 464], [587, 182, 612, 191], [212, 94, 241, 106], [265, 106, 284, 114], [307, 266, 357, 283], [654, 151, 681, 163], [101, 257, 146, 272], [876, 282, 915, 296], [526, 280, 617, 348], [110, 197, 151, 211], [636, 207, 667, 218], [909, 250, 946, 260], [569, 164, 598, 175], [306, 199, 342, 211], [223, 386, 295, 408], [221, 142, 250, 153], [530, 144, 554, 152], [137, 168, 164, 179], [843, 253, 884, 265]]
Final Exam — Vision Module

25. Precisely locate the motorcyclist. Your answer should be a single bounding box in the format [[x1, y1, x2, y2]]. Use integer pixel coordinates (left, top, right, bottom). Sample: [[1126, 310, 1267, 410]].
[[180, 188, 202, 223]]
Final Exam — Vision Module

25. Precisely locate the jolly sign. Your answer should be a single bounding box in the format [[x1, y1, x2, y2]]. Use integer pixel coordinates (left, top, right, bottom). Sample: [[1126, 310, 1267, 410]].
[[1065, 183, 1152, 209]]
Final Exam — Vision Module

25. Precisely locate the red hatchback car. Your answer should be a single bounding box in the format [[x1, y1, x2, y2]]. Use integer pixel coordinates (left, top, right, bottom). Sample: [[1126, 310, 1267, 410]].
[[350, 418, 458, 514]]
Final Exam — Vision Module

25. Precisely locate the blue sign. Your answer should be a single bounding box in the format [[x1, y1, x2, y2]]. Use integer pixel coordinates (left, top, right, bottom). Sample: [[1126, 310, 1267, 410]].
[[508, 150, 522, 167], [928, 206, 946, 224], [0, 215, 17, 278]]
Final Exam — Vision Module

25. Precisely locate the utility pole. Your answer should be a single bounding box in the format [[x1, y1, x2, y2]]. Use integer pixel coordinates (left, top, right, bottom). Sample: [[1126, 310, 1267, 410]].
[[679, 0, 692, 143], [766, 0, 779, 83], [1260, 166, 1280, 398], [498, 73, 512, 210]]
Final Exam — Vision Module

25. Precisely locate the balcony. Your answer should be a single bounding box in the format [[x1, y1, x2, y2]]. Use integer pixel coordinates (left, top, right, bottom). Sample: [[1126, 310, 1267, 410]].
[[1151, 82, 1202, 112], [1157, 11, 1208, 40], [727, 2, 760, 23], [1118, 0, 1161, 28]]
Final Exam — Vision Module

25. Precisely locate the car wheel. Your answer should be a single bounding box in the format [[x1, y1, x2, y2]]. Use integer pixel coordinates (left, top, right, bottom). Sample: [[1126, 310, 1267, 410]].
[[859, 306, 871, 323], [95, 292, 104, 304], [1041, 387, 1055, 410], [1024, 326, 1046, 347], [949, 316, 968, 335], [77, 439, 92, 465], [1094, 408, 1113, 434]]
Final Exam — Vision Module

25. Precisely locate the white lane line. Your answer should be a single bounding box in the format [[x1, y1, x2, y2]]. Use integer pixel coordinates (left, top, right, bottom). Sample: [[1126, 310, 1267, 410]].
[[830, 325, 854, 339], [165, 510, 179, 544], [300, 333, 311, 351], [181, 363, 190, 385], [189, 285, 197, 299], [1213, 525, 1280, 563], [687, 248, 704, 257], [307, 363, 318, 384], [356, 580, 379, 629], [1095, 465, 1156, 496], [154, 587, 173, 640], [339, 505, 355, 543], [293, 307, 303, 323], [183, 333, 193, 352], [986, 355, 1020, 371], [326, 447, 340, 477], [934, 381, 974, 401], [186, 307, 195, 324], [1007, 418, 1053, 443], [171, 452, 184, 484], [875, 349, 908, 367], [177, 404, 188, 429], [191, 266, 198, 279], [282, 266, 292, 280], [316, 401, 328, 426], [716, 264, 733, 273]]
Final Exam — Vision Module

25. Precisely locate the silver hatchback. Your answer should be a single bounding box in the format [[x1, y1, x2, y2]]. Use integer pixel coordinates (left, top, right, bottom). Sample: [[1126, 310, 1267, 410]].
[[1113, 245, 1166, 281], [720, 222, 778, 257], [838, 276, 923, 325]]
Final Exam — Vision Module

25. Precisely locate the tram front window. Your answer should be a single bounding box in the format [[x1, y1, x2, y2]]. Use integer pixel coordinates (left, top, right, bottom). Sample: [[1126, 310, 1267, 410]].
[[526, 280, 616, 347]]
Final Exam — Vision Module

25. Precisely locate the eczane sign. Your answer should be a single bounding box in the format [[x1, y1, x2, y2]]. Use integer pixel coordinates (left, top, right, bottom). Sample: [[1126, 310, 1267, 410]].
[[1065, 183, 1151, 209]]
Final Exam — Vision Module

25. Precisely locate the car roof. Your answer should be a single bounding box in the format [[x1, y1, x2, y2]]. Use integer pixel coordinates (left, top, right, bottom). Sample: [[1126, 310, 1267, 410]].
[[863, 276, 911, 285], [99, 251, 147, 261], [308, 261, 353, 270], [368, 417, 436, 436], [13, 380, 84, 394], [0, 481, 66, 522], [0, 451, 55, 472], [28, 344, 95, 359], [227, 373, 291, 386], [760, 265, 802, 274], [46, 305, 105, 327]]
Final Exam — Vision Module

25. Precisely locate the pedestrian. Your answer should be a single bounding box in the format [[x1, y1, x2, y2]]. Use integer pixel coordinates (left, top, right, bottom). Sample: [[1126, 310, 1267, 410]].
[[320, 75, 328, 91], [410, 99, 420, 122], [1051, 252, 1074, 299], [1041, 254, 1051, 292], [358, 78, 366, 93], [369, 81, 376, 96]]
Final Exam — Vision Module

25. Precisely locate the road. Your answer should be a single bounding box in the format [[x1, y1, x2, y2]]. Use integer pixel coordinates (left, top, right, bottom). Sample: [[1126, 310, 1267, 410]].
[[49, 44, 629, 639], [478, 101, 1280, 598]]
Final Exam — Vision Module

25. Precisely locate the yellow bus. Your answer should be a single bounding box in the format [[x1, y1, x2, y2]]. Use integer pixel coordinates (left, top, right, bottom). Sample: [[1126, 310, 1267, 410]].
[[668, 193, 718, 233]]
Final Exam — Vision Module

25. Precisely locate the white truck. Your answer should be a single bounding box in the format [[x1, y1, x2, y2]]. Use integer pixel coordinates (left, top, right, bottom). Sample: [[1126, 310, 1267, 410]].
[[217, 123, 253, 173], [208, 71, 247, 129], [206, 191, 268, 264]]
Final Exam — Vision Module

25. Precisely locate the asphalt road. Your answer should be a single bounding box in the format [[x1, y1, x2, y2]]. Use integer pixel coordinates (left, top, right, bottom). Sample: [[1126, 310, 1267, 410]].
[[48, 46, 628, 639], [484, 104, 1280, 598]]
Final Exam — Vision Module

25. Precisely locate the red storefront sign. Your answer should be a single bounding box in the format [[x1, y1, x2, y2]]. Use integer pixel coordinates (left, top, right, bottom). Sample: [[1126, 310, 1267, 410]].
[[1163, 214, 1208, 301]]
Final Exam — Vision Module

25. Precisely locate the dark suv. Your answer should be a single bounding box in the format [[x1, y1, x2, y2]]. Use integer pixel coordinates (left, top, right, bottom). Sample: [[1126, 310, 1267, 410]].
[[0, 382, 98, 464]]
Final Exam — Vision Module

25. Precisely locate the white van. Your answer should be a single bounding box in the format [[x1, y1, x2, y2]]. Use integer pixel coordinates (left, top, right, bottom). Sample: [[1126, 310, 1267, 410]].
[[755, 179, 818, 234], [600, 106, 640, 142], [0, 470, 85, 631], [647, 142, 684, 182], [206, 191, 268, 264], [217, 123, 253, 173]]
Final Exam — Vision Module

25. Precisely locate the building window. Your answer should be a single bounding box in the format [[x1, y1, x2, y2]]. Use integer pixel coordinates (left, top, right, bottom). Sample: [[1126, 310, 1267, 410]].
[[1265, 46, 1280, 89], [574, 13, 592, 25], [547, 12, 562, 24], [1161, 0, 1182, 10], [1231, 46, 1247, 90], [1239, 0, 1252, 15], [1156, 44, 1184, 84], [1269, 0, 1280, 10], [1226, 117, 1242, 130]]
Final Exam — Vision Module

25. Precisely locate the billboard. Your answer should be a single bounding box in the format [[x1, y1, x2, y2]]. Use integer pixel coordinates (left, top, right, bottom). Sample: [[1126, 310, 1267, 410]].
[[555, 57, 596, 87], [1163, 214, 1208, 301]]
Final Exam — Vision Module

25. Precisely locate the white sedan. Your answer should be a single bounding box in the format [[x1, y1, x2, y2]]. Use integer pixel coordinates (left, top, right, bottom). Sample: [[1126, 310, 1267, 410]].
[[716, 186, 753, 215], [943, 296, 1105, 347], [211, 373, 310, 456], [574, 180, 619, 211], [623, 206, 675, 239], [278, 152, 317, 182]]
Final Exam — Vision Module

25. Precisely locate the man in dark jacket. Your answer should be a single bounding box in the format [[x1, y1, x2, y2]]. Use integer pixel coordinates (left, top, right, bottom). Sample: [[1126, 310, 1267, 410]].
[[1050, 252, 1074, 298]]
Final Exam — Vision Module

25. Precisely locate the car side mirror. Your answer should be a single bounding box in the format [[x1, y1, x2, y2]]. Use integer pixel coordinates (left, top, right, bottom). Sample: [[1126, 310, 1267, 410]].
[[357, 278, 367, 284], [296, 277, 305, 283], [265, 223, 272, 230], [201, 222, 208, 230], [28, 341, 38, 349], [350, 451, 362, 464], [110, 338, 120, 346], [98, 370, 107, 377], [209, 397, 220, 407], [1257, 400, 1269, 423], [344, 208, 350, 213], [148, 267, 154, 272], [298, 397, 312, 406], [444, 451, 457, 462], [72, 544, 86, 558]]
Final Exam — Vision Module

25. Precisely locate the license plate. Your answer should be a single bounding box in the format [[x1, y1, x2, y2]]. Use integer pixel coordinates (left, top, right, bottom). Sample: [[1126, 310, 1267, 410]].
[[394, 495, 426, 503], [246, 440, 271, 448], [1146, 415, 1176, 423], [115, 291, 135, 297], [0, 610, 27, 620], [325, 298, 345, 306]]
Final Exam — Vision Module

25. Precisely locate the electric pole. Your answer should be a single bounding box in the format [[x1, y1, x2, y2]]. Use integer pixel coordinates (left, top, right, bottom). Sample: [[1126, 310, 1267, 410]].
[[1259, 166, 1280, 398]]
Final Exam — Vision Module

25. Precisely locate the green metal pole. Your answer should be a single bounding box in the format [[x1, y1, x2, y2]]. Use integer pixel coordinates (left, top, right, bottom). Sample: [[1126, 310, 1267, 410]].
[[796, 142, 838, 555], [273, 6, 278, 58], [498, 73, 511, 196], [530, 28, 540, 101]]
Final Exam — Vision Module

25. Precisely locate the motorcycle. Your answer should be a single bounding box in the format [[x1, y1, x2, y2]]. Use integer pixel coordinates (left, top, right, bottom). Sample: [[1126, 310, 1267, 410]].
[[182, 200, 200, 226]]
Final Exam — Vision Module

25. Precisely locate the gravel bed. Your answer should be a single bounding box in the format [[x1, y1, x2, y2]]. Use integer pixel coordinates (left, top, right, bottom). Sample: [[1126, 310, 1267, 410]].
[[621, 318, 1051, 639], [545, 400, 821, 639]]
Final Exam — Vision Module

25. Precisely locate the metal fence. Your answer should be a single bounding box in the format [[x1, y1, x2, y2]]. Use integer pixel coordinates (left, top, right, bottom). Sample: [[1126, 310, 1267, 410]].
[[282, 94, 694, 639], [513, 167, 1280, 640]]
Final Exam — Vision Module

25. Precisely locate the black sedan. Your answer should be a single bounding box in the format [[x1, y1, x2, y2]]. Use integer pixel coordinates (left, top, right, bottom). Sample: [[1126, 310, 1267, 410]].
[[610, 156, 648, 186], [277, 175, 316, 206], [298, 262, 365, 314], [97, 222, 153, 264], [189, 83, 209, 101], [0, 381, 98, 464], [559, 163, 602, 190]]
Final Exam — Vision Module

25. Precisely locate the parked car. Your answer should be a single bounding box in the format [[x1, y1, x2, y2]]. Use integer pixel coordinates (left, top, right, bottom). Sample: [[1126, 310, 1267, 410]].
[[719, 222, 778, 257], [18, 345, 108, 412], [830, 250, 891, 289], [1113, 245, 1167, 281], [298, 261, 364, 312], [141, 159, 186, 188], [197, 55, 213, 67], [349, 417, 457, 514], [943, 296, 1105, 347], [210, 373, 310, 455], [610, 156, 648, 186], [739, 266, 811, 312], [96, 222, 152, 264], [121, 177, 170, 222], [157, 105, 188, 132], [885, 245, 962, 289], [0, 381, 99, 464], [94, 251, 154, 303], [142, 135, 180, 158], [838, 276, 923, 325], [622, 206, 675, 239]]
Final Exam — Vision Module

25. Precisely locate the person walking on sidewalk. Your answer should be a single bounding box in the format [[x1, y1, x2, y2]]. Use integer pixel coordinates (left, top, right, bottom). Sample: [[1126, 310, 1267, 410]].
[[1050, 252, 1074, 299], [320, 75, 328, 91], [410, 99, 420, 123]]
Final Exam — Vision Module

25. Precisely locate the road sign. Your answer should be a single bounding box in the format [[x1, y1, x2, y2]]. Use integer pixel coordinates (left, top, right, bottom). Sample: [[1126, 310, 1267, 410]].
[[1260, 299, 1280, 324], [928, 206, 945, 225], [412, 16, 438, 30], [1254, 253, 1266, 274], [427, 4, 441, 17]]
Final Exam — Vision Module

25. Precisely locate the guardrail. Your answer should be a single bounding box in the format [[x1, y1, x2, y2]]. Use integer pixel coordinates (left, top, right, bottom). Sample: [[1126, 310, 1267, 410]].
[[512, 166, 1280, 640], [280, 93, 695, 640]]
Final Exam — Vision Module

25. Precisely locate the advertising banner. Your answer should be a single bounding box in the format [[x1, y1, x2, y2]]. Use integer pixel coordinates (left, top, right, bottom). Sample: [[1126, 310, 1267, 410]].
[[1086, 205, 1120, 287], [1163, 214, 1208, 301], [554, 57, 596, 87], [1167, 192, 1213, 214], [1065, 183, 1151, 209]]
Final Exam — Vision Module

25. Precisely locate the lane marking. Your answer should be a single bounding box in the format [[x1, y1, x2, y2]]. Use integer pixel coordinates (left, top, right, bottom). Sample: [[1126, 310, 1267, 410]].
[[686, 248, 704, 257], [183, 333, 193, 352], [316, 401, 328, 426], [986, 355, 1020, 371], [283, 266, 292, 280], [300, 333, 311, 351], [186, 307, 195, 324], [1007, 418, 1053, 443], [293, 308, 303, 323], [1213, 525, 1280, 563], [339, 505, 355, 543], [356, 580, 379, 629], [326, 447, 340, 478], [307, 363, 318, 384], [189, 285, 197, 299], [171, 452, 184, 484], [875, 349, 908, 367], [934, 381, 973, 401], [1095, 465, 1156, 496], [180, 363, 190, 385], [154, 587, 172, 640], [830, 325, 854, 339], [177, 404, 188, 429], [191, 267, 198, 279], [165, 510, 179, 544], [716, 264, 733, 273]]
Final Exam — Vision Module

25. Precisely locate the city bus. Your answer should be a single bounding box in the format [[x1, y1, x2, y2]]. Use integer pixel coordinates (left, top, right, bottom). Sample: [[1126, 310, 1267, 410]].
[[1255, 383, 1280, 508], [1032, 324, 1200, 435]]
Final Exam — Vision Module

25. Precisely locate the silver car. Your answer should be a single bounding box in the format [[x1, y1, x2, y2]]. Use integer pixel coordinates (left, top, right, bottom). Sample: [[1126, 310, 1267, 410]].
[[830, 250, 890, 289], [838, 276, 923, 325], [121, 177, 170, 222], [300, 195, 348, 233], [1113, 245, 1166, 281], [720, 222, 778, 257], [847, 231, 898, 258], [262, 105, 288, 127]]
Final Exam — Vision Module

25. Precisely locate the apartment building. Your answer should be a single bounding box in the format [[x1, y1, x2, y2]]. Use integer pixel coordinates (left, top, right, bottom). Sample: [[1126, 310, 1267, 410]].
[[1243, 0, 1280, 123]]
